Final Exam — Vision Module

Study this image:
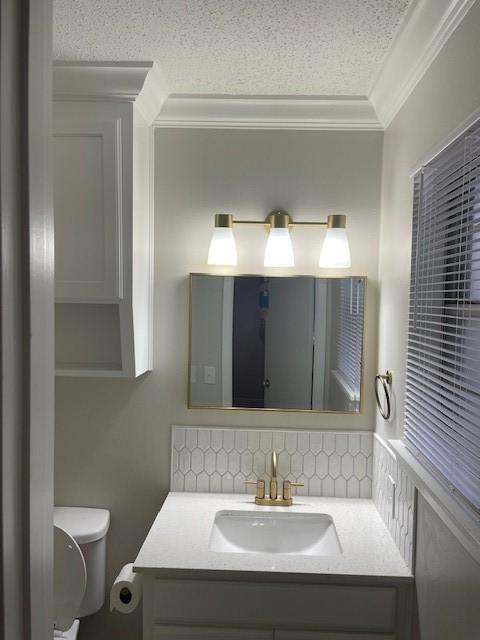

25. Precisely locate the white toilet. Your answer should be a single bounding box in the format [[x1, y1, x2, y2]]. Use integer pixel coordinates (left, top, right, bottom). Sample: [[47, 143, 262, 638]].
[[54, 506, 110, 639]]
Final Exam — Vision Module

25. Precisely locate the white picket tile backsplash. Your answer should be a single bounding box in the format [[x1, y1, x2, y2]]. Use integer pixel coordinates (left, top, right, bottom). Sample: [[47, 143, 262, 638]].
[[373, 434, 416, 570], [171, 426, 373, 499]]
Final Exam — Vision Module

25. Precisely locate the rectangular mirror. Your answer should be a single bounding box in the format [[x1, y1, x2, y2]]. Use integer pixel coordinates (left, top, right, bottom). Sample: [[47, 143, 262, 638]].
[[189, 274, 365, 413]]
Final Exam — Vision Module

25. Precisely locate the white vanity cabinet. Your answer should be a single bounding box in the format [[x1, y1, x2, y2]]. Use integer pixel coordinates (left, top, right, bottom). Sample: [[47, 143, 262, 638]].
[[153, 628, 273, 639], [53, 64, 159, 377], [153, 631, 392, 640], [274, 633, 394, 639], [142, 577, 411, 640], [135, 496, 413, 640]]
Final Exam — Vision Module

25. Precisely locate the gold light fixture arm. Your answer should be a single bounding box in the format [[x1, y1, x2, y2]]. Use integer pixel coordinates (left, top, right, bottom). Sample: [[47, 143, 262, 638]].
[[233, 220, 268, 225], [216, 211, 345, 229], [294, 214, 346, 228]]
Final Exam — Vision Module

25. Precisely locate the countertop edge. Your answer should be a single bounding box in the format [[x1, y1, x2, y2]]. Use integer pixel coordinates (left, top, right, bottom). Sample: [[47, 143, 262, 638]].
[[133, 565, 414, 584]]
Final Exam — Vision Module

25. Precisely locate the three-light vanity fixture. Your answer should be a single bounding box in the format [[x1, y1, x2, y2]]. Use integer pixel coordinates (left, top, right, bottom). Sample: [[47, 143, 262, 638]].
[[207, 210, 351, 268]]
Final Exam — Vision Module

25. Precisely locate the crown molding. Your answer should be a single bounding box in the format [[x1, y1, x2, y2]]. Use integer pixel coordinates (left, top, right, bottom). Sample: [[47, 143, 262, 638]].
[[53, 61, 170, 125], [153, 95, 383, 130], [53, 61, 153, 101], [370, 0, 477, 129], [134, 62, 170, 125], [53, 0, 475, 131]]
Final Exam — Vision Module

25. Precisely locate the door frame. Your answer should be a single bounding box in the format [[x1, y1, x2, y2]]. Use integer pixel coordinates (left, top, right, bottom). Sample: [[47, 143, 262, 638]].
[[1, 1, 54, 639]]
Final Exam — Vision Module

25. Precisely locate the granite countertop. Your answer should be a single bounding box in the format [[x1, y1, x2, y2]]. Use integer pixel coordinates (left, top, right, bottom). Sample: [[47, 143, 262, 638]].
[[134, 492, 413, 583]]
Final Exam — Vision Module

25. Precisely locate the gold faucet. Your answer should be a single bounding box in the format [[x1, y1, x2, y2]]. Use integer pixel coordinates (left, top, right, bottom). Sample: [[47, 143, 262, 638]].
[[245, 451, 304, 507]]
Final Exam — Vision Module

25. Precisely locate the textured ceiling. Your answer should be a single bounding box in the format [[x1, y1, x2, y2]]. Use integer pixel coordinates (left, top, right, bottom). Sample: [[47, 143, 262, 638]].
[[53, 0, 411, 96]]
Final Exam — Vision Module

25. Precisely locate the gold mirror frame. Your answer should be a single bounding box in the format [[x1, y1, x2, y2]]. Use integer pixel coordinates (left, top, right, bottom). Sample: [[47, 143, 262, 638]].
[[188, 273, 367, 414]]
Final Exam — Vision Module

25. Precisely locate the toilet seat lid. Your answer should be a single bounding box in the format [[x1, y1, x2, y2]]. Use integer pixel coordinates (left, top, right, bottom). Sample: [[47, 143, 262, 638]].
[[54, 525, 87, 632]]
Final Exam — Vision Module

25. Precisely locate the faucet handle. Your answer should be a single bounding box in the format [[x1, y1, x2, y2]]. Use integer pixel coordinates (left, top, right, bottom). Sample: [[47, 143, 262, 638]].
[[244, 479, 265, 499], [282, 480, 304, 501]]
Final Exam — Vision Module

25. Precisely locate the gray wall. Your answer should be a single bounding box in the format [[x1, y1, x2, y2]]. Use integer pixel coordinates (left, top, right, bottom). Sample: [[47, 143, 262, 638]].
[[376, 3, 480, 637], [414, 495, 480, 640], [55, 128, 383, 639]]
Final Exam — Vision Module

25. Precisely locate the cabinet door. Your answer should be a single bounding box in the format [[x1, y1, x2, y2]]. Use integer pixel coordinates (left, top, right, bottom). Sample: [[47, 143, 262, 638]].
[[154, 626, 273, 640], [53, 118, 122, 301], [274, 633, 395, 640]]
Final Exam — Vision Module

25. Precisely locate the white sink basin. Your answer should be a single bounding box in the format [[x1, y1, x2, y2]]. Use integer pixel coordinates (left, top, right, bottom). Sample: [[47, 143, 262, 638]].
[[209, 510, 342, 556]]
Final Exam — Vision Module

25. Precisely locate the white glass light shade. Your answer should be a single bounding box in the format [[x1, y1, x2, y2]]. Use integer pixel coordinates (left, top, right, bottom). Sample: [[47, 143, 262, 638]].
[[207, 227, 238, 266], [319, 227, 351, 268], [264, 228, 295, 267]]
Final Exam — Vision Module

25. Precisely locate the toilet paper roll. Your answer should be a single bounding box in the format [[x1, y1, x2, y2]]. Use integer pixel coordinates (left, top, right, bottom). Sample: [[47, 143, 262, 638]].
[[110, 563, 143, 614]]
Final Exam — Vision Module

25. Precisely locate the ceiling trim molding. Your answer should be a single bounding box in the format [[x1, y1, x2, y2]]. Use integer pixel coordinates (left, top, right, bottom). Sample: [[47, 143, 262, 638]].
[[52, 1, 475, 130], [53, 61, 170, 125], [53, 61, 153, 100], [134, 63, 170, 125], [369, 0, 477, 128], [153, 95, 383, 130]]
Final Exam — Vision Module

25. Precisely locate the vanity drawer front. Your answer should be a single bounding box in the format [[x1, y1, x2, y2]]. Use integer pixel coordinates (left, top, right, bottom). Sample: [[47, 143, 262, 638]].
[[154, 626, 273, 640], [275, 632, 395, 639], [153, 580, 397, 631]]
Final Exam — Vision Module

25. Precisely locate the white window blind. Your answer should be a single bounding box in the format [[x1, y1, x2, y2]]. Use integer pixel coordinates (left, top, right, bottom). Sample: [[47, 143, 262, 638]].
[[405, 118, 480, 512], [334, 278, 364, 403]]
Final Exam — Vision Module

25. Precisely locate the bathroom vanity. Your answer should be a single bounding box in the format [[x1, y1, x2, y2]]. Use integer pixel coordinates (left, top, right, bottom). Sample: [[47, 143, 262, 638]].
[[134, 493, 413, 640]]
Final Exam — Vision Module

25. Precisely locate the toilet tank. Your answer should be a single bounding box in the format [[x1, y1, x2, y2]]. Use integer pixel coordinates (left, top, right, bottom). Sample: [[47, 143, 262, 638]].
[[54, 506, 110, 617]]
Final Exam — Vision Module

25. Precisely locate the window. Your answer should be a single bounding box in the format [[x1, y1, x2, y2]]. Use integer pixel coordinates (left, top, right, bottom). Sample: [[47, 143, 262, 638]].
[[405, 119, 480, 513]]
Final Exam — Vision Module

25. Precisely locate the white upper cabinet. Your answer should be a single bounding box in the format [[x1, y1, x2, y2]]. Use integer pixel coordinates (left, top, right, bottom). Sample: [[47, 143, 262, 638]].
[[53, 63, 167, 377], [54, 117, 122, 302]]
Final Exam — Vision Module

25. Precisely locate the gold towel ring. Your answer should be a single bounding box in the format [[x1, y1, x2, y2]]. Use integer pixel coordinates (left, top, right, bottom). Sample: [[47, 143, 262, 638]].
[[375, 371, 393, 420]]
